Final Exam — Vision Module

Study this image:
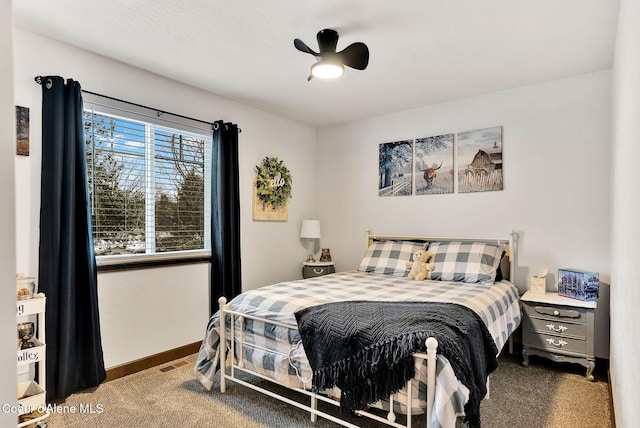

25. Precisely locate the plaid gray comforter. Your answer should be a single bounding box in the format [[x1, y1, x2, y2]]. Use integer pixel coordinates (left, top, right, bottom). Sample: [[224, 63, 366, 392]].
[[195, 270, 521, 428]]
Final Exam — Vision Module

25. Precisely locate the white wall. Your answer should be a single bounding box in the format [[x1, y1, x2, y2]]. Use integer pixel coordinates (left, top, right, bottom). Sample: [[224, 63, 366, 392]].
[[1, 2, 17, 425], [95, 265, 210, 368], [317, 71, 611, 358], [13, 29, 317, 368], [610, 0, 640, 425]]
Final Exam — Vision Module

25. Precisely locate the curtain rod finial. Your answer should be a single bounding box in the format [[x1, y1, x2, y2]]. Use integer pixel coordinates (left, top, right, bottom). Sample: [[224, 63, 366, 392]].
[[34, 76, 53, 89]]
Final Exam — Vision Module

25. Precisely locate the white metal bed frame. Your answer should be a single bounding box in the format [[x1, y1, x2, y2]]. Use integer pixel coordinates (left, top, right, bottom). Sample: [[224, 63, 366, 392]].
[[216, 229, 518, 428]]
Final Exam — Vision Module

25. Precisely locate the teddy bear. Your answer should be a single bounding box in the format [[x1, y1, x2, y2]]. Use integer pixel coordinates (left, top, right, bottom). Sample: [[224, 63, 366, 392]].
[[405, 249, 436, 280]]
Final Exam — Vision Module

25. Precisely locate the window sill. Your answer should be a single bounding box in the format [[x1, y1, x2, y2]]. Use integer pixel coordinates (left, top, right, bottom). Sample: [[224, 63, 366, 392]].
[[96, 251, 211, 273]]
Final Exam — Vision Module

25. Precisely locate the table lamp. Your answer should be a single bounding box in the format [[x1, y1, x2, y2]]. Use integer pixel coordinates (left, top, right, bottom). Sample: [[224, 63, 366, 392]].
[[300, 219, 321, 262]]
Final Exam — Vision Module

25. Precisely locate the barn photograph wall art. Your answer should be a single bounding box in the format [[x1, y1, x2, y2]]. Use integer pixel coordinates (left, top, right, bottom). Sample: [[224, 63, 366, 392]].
[[414, 133, 454, 195], [379, 140, 413, 197], [456, 126, 503, 193]]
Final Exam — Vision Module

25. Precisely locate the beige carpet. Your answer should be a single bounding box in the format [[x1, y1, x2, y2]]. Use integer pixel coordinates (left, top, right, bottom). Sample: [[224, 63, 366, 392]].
[[45, 353, 611, 428]]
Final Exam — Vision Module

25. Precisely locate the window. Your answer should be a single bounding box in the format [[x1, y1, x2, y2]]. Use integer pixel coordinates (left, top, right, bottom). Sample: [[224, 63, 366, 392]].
[[83, 95, 212, 263]]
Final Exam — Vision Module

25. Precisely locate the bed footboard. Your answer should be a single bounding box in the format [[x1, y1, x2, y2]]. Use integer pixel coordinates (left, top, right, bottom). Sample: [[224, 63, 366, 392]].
[[217, 296, 439, 428]]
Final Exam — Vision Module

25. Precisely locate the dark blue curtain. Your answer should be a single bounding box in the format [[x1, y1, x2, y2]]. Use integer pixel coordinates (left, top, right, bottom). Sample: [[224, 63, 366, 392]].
[[37, 76, 106, 401], [210, 120, 242, 315]]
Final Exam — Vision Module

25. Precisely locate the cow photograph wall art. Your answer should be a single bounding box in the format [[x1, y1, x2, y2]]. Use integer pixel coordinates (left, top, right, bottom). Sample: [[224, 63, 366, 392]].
[[456, 126, 504, 193], [379, 140, 413, 197], [414, 133, 454, 195]]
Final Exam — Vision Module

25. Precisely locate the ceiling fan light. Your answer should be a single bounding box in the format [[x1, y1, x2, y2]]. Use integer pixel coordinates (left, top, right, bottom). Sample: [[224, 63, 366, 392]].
[[311, 62, 344, 79]]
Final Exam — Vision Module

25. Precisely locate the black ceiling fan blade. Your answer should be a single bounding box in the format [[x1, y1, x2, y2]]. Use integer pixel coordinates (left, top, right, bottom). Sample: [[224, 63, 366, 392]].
[[294, 38, 318, 56], [339, 42, 369, 70]]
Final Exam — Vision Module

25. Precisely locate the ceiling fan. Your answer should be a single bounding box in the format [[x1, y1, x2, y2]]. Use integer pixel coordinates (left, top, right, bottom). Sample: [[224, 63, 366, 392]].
[[294, 29, 369, 81]]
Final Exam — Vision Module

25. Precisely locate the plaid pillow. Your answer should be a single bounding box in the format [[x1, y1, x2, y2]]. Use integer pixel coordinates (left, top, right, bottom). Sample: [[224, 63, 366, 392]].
[[358, 240, 428, 277], [427, 241, 505, 284]]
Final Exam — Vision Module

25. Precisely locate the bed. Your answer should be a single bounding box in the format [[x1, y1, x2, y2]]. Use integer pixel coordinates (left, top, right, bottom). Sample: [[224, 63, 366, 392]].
[[195, 230, 521, 428]]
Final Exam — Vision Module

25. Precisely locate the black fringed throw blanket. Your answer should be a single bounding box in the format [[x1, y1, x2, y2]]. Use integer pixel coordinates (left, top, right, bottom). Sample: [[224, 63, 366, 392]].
[[294, 301, 498, 428]]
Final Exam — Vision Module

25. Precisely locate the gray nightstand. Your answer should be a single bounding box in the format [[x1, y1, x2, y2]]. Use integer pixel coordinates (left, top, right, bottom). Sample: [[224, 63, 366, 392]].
[[302, 261, 335, 279], [521, 291, 597, 381]]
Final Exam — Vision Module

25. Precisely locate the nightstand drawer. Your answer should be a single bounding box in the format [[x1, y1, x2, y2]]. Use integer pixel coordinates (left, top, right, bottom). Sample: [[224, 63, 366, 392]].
[[529, 317, 587, 338], [528, 332, 586, 355], [526, 304, 588, 323], [302, 264, 335, 278]]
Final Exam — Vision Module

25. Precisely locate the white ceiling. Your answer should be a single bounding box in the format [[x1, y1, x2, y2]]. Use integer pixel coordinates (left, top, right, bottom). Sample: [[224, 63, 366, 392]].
[[13, 1, 619, 127]]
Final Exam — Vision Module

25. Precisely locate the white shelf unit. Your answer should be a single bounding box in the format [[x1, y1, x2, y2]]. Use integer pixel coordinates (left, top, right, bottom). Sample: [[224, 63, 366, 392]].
[[16, 293, 49, 427]]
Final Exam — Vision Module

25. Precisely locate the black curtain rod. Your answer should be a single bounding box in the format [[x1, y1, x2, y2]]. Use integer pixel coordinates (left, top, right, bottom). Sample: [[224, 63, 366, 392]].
[[81, 89, 219, 128], [34, 76, 240, 132]]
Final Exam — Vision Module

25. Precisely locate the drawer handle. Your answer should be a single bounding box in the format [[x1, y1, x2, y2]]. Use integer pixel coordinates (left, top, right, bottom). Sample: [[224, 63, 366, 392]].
[[545, 323, 568, 333], [313, 268, 324, 274], [546, 338, 568, 348], [534, 306, 580, 318]]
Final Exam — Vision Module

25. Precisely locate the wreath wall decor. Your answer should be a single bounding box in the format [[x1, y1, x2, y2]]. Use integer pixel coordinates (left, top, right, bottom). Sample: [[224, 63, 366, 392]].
[[252, 157, 293, 221]]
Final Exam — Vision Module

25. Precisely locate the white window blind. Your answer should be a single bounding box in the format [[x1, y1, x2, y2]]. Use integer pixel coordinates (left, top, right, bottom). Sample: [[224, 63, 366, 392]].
[[83, 98, 212, 260]]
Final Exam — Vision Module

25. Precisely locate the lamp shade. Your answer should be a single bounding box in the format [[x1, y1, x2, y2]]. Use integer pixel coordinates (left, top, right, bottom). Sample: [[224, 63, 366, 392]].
[[300, 219, 321, 239]]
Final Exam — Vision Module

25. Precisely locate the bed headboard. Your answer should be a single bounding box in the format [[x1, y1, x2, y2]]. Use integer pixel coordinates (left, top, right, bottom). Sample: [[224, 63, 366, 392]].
[[365, 229, 518, 283]]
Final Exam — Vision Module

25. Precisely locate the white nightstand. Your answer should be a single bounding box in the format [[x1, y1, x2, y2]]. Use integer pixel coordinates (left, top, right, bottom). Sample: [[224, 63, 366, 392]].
[[520, 290, 597, 381], [302, 261, 335, 279]]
